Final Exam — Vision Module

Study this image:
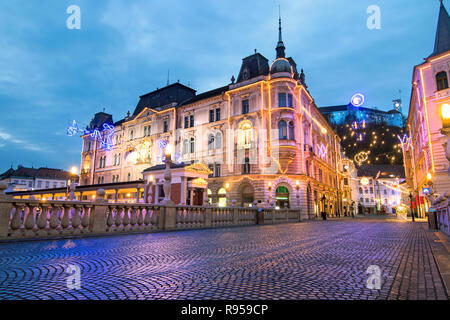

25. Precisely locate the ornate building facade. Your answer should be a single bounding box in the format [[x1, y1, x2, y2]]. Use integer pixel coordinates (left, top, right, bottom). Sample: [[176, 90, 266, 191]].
[[403, 1, 450, 217], [79, 19, 344, 219]]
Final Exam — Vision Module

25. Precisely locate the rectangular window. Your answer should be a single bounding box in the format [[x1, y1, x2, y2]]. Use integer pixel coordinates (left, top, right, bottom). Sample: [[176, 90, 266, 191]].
[[215, 164, 221, 177], [242, 157, 250, 174], [208, 164, 214, 178], [242, 99, 249, 114], [209, 110, 214, 123], [278, 93, 287, 108], [216, 108, 221, 121], [144, 126, 147, 137], [163, 121, 168, 133], [37, 181, 42, 188], [288, 94, 293, 108], [184, 116, 189, 129], [190, 115, 194, 127], [344, 178, 348, 185], [45, 181, 49, 188], [370, 187, 373, 194]]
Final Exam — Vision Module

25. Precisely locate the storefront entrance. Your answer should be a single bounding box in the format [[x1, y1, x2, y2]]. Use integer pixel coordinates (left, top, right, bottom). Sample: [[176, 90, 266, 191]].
[[276, 186, 290, 208]]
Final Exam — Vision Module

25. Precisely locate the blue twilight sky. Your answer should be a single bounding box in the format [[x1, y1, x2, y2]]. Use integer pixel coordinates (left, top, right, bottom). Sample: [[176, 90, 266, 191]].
[[0, 0, 443, 172]]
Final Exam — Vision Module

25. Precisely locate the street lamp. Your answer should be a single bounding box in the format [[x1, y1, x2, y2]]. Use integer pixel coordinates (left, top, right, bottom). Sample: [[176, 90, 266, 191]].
[[408, 193, 415, 222], [295, 180, 300, 208], [68, 166, 78, 201], [268, 181, 272, 207], [321, 194, 327, 220]]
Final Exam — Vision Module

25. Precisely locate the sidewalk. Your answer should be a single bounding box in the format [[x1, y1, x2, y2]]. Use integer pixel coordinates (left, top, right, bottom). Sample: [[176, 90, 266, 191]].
[[423, 224, 450, 298]]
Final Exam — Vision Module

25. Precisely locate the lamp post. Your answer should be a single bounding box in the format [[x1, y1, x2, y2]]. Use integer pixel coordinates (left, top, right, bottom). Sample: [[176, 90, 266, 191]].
[[351, 200, 355, 218], [295, 180, 300, 209], [68, 167, 78, 201], [321, 194, 327, 220], [268, 181, 272, 207], [409, 193, 415, 222], [161, 145, 174, 205]]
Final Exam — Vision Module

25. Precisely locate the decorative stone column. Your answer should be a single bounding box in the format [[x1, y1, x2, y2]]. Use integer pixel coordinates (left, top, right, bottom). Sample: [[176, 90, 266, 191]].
[[0, 182, 13, 238], [161, 148, 174, 206], [89, 189, 108, 233]]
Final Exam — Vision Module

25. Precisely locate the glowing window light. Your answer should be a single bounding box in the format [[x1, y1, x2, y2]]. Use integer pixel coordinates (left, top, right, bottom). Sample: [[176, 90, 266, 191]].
[[442, 104, 450, 123]]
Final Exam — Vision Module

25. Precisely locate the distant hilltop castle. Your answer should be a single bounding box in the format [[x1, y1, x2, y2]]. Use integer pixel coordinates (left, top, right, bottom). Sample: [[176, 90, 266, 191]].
[[319, 102, 405, 128]]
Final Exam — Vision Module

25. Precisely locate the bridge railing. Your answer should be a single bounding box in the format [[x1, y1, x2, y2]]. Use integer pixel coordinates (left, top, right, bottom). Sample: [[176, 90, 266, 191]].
[[0, 186, 301, 241]]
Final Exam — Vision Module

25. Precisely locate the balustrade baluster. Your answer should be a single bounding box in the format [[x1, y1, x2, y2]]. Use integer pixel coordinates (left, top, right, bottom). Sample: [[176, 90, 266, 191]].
[[81, 206, 90, 229], [10, 204, 22, 231], [36, 204, 48, 231], [72, 206, 82, 230], [122, 207, 130, 227], [114, 206, 122, 228]]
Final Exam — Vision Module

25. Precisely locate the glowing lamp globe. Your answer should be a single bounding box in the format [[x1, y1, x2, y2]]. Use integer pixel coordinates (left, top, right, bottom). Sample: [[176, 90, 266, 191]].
[[165, 144, 172, 156], [360, 177, 369, 186]]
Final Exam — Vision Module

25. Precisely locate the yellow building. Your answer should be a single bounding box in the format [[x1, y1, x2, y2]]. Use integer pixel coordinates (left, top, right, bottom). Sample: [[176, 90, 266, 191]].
[[79, 18, 344, 219]]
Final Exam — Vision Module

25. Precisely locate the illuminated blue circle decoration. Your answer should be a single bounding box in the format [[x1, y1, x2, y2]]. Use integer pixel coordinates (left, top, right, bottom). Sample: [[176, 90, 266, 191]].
[[351, 93, 365, 107], [158, 139, 168, 150]]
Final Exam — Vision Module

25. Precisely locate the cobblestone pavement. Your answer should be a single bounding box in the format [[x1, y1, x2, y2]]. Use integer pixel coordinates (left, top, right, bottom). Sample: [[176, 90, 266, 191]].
[[0, 219, 448, 300]]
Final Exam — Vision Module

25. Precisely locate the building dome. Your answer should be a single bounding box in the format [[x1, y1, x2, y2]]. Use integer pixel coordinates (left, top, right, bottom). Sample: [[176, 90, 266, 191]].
[[270, 58, 292, 74]]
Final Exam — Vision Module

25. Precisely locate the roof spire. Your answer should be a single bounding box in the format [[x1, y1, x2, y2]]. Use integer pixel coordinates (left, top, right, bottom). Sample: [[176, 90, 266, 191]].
[[430, 0, 450, 57], [276, 5, 286, 59]]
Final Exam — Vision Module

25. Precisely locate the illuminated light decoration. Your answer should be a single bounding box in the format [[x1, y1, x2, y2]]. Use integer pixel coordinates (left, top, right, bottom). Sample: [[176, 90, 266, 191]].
[[397, 134, 411, 152], [350, 93, 365, 107], [67, 120, 82, 136], [357, 133, 365, 142], [89, 123, 114, 151], [68, 120, 115, 151], [354, 151, 369, 166], [317, 143, 327, 160], [360, 177, 369, 186], [158, 139, 168, 150], [419, 67, 435, 172]]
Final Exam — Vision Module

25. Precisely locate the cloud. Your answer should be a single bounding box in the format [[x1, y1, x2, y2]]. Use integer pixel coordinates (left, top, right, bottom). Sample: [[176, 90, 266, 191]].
[[0, 127, 48, 152]]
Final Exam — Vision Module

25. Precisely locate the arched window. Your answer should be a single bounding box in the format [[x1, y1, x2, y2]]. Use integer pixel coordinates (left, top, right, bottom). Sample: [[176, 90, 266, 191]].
[[278, 120, 287, 140], [276, 186, 290, 208], [436, 71, 449, 91], [190, 137, 195, 153], [127, 173, 131, 182], [130, 130, 134, 140], [217, 187, 227, 207], [215, 132, 222, 149], [239, 122, 253, 147], [288, 121, 295, 140], [208, 134, 215, 150], [183, 139, 189, 154]]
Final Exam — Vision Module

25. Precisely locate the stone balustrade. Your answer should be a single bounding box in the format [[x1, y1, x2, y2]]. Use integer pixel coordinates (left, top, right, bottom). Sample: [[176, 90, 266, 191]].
[[0, 183, 301, 241]]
